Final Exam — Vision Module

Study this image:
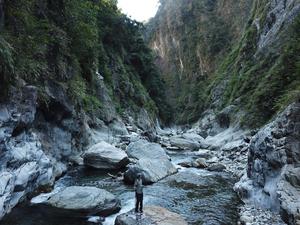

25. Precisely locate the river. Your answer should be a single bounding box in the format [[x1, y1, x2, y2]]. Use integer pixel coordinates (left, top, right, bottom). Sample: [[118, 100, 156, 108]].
[[0, 149, 241, 225]]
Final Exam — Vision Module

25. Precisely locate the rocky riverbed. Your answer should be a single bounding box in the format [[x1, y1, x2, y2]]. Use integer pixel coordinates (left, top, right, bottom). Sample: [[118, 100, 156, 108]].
[[1, 100, 299, 225]]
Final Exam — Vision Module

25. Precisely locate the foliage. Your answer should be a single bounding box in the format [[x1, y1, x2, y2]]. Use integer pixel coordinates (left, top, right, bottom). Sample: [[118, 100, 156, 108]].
[[0, 36, 14, 99], [208, 7, 300, 128], [1, 0, 170, 122]]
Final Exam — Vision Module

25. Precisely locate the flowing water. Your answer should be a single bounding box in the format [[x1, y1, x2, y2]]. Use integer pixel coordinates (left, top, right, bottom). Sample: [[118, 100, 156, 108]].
[[0, 150, 241, 225]]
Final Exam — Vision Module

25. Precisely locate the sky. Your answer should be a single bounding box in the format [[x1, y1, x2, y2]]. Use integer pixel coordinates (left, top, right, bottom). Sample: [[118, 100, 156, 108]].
[[117, 0, 160, 22]]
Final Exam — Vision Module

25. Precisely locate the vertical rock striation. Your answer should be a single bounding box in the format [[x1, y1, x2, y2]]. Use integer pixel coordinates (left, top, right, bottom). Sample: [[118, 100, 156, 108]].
[[235, 102, 300, 224]]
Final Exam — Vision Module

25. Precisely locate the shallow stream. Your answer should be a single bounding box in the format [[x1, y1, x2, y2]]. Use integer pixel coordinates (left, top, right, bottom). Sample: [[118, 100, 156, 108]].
[[0, 150, 241, 225]]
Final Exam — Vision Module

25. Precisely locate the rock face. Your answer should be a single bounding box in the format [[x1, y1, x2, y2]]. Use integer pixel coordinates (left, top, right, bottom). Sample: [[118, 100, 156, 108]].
[[235, 103, 300, 225], [124, 140, 177, 184], [32, 186, 121, 217], [83, 141, 129, 170], [115, 206, 188, 225], [146, 0, 252, 123]]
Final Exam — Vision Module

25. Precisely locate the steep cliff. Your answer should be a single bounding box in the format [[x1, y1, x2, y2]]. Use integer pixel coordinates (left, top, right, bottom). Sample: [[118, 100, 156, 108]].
[[146, 0, 253, 123], [147, 0, 300, 223], [147, 0, 300, 127], [0, 0, 169, 219]]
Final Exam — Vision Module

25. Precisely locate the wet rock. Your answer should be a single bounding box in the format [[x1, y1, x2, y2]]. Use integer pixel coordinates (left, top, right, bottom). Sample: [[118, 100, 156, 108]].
[[192, 158, 208, 168], [83, 141, 129, 170], [115, 206, 188, 225], [178, 162, 192, 168], [207, 163, 226, 172], [124, 140, 177, 184], [32, 186, 121, 217]]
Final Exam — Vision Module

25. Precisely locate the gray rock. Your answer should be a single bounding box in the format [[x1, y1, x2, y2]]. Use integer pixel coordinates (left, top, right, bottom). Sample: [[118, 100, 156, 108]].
[[192, 158, 208, 168], [124, 140, 177, 184], [135, 108, 155, 132], [14, 162, 39, 192], [109, 120, 129, 136], [33, 186, 121, 217], [126, 140, 169, 161], [236, 103, 300, 224], [207, 163, 226, 172], [83, 141, 129, 170], [170, 136, 200, 150], [115, 206, 188, 225]]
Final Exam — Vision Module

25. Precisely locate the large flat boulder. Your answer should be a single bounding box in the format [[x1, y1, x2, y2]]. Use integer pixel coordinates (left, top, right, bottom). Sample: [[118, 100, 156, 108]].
[[169, 136, 200, 150], [124, 140, 177, 184], [32, 186, 121, 217], [115, 206, 188, 225], [83, 141, 129, 170]]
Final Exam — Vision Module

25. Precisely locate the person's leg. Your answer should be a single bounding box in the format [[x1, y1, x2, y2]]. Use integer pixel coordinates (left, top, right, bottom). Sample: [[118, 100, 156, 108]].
[[140, 193, 143, 212], [135, 193, 139, 212]]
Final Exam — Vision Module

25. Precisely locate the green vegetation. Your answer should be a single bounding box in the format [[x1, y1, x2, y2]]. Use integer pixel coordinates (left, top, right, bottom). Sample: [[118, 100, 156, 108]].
[[0, 36, 14, 99], [206, 6, 300, 128], [147, 0, 252, 124], [148, 0, 300, 127], [0, 0, 170, 123]]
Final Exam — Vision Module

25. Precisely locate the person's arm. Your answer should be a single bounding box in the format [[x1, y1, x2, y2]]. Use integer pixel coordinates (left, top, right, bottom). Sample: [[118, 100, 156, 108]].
[[134, 179, 137, 191]]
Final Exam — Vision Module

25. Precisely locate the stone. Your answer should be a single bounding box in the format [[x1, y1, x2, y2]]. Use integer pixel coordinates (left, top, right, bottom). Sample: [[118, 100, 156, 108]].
[[32, 186, 121, 217], [237, 103, 300, 223], [14, 162, 39, 192], [192, 158, 208, 168], [109, 120, 129, 136], [124, 140, 177, 184], [115, 206, 188, 225], [178, 162, 192, 168], [207, 163, 226, 172], [169, 136, 200, 150], [83, 141, 129, 170]]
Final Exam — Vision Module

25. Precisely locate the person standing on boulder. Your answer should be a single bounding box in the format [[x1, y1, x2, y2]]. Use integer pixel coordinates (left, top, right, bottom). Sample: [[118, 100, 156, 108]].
[[134, 173, 143, 213]]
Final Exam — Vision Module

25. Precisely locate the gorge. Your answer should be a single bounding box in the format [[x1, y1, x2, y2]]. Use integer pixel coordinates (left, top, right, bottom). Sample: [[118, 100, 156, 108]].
[[0, 0, 300, 225]]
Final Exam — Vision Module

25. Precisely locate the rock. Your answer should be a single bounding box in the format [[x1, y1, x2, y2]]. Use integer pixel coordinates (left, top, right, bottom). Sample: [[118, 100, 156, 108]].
[[32, 186, 121, 217], [178, 162, 192, 168], [207, 163, 226, 172], [192, 158, 208, 168], [181, 133, 205, 143], [124, 140, 177, 184], [195, 149, 212, 159], [14, 162, 39, 192], [109, 120, 129, 136], [83, 141, 129, 170], [115, 206, 188, 225], [169, 136, 200, 150], [126, 140, 169, 161], [236, 103, 300, 223]]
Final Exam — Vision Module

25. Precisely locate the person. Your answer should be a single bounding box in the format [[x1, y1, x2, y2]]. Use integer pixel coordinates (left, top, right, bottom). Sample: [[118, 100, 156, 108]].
[[134, 173, 143, 213]]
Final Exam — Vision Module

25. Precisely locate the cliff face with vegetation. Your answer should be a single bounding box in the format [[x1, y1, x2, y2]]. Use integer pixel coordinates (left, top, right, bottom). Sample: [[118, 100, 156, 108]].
[[0, 0, 170, 219], [0, 0, 170, 124], [147, 0, 300, 127]]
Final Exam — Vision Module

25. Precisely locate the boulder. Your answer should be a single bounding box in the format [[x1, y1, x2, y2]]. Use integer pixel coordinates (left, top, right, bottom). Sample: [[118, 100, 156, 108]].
[[126, 140, 169, 161], [32, 186, 121, 217], [115, 206, 188, 225], [169, 136, 200, 150], [178, 162, 192, 168], [124, 140, 177, 184], [207, 163, 226, 172], [236, 103, 300, 224], [83, 141, 129, 170], [192, 158, 208, 168], [109, 120, 129, 136]]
